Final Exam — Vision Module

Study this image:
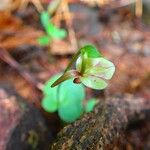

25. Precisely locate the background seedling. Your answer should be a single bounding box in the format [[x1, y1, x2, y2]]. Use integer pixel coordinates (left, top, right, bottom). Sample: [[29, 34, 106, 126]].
[[38, 11, 67, 46]]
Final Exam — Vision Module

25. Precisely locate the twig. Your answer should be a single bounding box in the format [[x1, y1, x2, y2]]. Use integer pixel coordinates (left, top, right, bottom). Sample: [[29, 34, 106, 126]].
[[0, 48, 43, 90], [53, 0, 78, 50], [19, 0, 44, 12]]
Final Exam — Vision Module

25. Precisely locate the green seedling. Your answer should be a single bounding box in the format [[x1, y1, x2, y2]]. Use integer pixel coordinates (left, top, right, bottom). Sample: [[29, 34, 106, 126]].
[[41, 44, 115, 123], [38, 11, 67, 46], [51, 44, 115, 90], [42, 74, 98, 123]]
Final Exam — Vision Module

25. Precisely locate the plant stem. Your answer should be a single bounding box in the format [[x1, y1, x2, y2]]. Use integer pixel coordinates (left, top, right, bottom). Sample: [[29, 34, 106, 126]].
[[64, 50, 81, 73], [57, 84, 61, 107], [80, 52, 87, 75]]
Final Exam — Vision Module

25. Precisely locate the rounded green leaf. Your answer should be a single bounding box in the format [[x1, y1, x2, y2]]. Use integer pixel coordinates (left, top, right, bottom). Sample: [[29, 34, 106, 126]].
[[58, 101, 84, 122], [41, 96, 58, 112], [85, 58, 115, 80], [85, 98, 97, 113], [42, 74, 61, 96], [59, 79, 85, 104], [41, 74, 85, 115], [76, 56, 115, 90], [80, 75, 108, 90], [41, 74, 61, 112], [80, 45, 102, 58]]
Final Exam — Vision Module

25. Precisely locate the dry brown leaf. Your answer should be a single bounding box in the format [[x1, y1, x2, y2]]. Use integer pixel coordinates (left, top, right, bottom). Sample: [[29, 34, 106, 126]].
[[0, 12, 43, 51], [50, 40, 76, 55], [0, 0, 43, 12], [107, 54, 150, 97], [80, 0, 136, 8]]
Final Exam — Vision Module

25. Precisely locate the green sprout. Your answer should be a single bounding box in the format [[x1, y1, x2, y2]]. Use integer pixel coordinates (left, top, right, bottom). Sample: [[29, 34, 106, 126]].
[[41, 44, 115, 123], [38, 11, 67, 46], [51, 44, 115, 90]]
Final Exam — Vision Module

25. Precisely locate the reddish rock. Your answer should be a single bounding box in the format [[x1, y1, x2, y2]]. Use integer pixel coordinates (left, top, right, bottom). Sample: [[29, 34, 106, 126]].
[[0, 83, 50, 150]]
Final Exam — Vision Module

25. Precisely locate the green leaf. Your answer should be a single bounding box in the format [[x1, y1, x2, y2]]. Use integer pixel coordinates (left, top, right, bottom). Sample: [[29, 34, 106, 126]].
[[42, 74, 61, 96], [41, 96, 58, 112], [45, 22, 67, 39], [40, 11, 67, 40], [44, 23, 53, 36], [41, 74, 61, 112], [79, 57, 115, 90], [38, 36, 50, 46], [50, 26, 67, 39], [58, 100, 84, 122], [76, 45, 103, 73], [42, 74, 85, 118], [85, 98, 97, 113], [80, 44, 102, 58], [59, 79, 85, 104], [64, 45, 102, 77], [40, 11, 50, 27], [80, 75, 108, 90], [85, 58, 115, 80]]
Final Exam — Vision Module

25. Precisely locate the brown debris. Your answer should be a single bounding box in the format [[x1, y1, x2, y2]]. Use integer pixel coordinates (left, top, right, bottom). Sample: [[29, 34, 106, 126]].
[[107, 54, 150, 98], [0, 0, 43, 12], [0, 48, 43, 91], [0, 12, 43, 50], [50, 40, 77, 55]]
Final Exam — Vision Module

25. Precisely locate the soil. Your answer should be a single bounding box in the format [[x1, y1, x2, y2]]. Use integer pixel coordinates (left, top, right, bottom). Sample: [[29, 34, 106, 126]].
[[0, 1, 149, 149]]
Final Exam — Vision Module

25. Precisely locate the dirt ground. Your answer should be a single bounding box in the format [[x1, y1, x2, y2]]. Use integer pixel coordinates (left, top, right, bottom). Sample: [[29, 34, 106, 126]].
[[0, 1, 150, 149]]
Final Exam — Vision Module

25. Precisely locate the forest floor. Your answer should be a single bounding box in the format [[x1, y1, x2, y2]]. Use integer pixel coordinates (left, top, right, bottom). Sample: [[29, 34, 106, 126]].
[[0, 1, 150, 149]]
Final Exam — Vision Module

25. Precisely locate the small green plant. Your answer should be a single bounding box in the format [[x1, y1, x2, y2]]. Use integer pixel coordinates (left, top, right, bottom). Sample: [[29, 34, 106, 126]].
[[38, 11, 67, 46], [41, 44, 115, 123], [51, 44, 115, 89]]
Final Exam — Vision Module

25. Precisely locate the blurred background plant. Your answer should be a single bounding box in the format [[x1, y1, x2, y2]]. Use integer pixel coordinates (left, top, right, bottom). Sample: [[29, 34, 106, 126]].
[[38, 11, 67, 46]]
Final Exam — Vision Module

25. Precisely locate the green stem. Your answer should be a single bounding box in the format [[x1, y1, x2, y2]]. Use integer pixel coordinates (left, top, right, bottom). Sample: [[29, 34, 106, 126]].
[[64, 50, 81, 73], [80, 51, 87, 75], [57, 84, 61, 107]]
